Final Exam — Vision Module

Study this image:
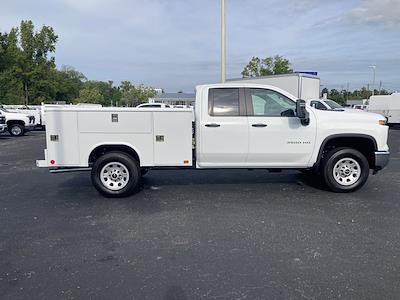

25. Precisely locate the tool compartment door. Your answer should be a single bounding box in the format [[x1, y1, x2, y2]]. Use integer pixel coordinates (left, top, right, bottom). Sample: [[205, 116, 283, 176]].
[[153, 111, 193, 166]]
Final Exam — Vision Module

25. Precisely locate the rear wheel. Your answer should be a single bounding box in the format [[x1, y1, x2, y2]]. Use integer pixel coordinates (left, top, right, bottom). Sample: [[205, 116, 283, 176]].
[[321, 147, 369, 193], [91, 152, 141, 197], [9, 124, 25, 137]]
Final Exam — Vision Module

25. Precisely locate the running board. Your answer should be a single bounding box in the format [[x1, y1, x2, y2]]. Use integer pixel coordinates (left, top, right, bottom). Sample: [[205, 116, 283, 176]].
[[50, 167, 92, 173]]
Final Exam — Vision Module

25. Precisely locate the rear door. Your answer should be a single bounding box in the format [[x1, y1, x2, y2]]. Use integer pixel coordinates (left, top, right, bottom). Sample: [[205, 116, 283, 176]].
[[198, 88, 248, 167]]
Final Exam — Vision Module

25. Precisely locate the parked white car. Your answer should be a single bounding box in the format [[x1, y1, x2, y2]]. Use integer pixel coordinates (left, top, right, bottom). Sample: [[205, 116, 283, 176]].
[[309, 99, 344, 111], [136, 103, 171, 108], [37, 83, 389, 197], [0, 107, 36, 136]]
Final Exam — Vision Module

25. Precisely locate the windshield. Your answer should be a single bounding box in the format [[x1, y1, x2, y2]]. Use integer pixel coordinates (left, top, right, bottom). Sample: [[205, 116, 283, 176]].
[[324, 100, 342, 109]]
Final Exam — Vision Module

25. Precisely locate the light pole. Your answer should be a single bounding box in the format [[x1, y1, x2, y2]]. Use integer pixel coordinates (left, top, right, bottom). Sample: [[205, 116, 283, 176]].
[[369, 65, 376, 96], [221, 0, 226, 83]]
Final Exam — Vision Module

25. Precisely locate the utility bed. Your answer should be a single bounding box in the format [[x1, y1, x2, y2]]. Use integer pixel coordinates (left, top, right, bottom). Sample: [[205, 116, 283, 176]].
[[37, 106, 194, 168]]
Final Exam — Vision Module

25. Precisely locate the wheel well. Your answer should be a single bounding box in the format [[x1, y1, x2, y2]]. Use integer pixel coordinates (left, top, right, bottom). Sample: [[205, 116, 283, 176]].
[[89, 145, 140, 166], [317, 135, 377, 169], [7, 120, 25, 127]]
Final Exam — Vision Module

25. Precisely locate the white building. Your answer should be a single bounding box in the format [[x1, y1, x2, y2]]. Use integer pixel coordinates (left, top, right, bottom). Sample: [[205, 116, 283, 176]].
[[149, 93, 195, 107]]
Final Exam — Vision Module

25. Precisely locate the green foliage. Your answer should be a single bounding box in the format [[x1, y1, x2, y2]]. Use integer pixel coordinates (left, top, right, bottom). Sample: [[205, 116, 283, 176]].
[[119, 81, 157, 107], [76, 85, 104, 104], [0, 20, 58, 104], [322, 87, 391, 105], [242, 55, 293, 78], [76, 80, 122, 106]]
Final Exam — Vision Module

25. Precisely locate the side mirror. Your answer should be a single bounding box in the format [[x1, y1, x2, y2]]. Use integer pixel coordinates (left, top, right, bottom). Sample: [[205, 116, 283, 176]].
[[296, 99, 310, 126], [281, 109, 295, 117]]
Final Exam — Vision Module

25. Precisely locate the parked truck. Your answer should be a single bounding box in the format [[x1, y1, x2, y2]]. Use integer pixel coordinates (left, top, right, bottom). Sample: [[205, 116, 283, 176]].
[[37, 83, 389, 197], [0, 107, 36, 136], [367, 93, 400, 125]]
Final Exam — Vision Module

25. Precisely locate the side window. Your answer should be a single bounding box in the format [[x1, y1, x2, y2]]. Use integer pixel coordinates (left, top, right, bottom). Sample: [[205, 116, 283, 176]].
[[209, 88, 240, 116], [249, 89, 296, 116], [311, 101, 327, 110]]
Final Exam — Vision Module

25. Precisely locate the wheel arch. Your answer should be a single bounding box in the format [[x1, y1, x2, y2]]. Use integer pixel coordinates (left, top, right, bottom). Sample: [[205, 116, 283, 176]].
[[7, 120, 25, 126], [314, 134, 378, 169], [88, 144, 141, 166]]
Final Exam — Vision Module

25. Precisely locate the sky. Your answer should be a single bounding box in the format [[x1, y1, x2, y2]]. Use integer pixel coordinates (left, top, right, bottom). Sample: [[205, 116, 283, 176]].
[[1, 0, 400, 92]]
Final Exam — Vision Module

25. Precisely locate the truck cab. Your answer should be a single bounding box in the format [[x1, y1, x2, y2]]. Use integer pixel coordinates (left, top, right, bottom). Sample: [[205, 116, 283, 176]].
[[37, 83, 390, 197], [0, 107, 36, 136]]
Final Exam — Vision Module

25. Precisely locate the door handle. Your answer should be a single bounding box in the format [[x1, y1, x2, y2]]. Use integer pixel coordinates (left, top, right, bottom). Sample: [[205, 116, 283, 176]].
[[205, 123, 221, 128], [252, 123, 268, 128]]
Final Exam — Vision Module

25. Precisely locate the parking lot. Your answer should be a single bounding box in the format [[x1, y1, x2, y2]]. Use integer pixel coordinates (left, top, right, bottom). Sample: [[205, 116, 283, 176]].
[[0, 130, 399, 299]]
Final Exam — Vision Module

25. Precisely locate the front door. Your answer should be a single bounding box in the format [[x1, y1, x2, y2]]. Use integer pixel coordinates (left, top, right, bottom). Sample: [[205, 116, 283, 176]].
[[198, 88, 248, 167], [246, 88, 316, 167]]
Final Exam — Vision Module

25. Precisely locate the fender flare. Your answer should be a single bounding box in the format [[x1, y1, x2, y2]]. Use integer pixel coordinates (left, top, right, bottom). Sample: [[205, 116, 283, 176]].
[[313, 134, 378, 168]]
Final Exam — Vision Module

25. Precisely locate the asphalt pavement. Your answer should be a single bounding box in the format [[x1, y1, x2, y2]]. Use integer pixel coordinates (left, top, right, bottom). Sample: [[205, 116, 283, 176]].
[[0, 130, 399, 299]]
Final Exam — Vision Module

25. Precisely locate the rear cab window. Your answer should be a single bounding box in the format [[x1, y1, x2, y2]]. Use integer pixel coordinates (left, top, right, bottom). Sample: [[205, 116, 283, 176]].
[[208, 88, 241, 116]]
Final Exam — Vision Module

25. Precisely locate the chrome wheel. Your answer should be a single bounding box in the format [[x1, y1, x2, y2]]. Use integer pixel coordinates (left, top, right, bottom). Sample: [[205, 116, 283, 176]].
[[11, 126, 22, 136], [333, 158, 361, 186], [100, 162, 130, 191]]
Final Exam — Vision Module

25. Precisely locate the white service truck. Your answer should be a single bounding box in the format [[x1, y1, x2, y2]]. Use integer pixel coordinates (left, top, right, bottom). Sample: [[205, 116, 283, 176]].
[[367, 93, 400, 125], [3, 105, 42, 128], [37, 83, 390, 197], [0, 107, 36, 136]]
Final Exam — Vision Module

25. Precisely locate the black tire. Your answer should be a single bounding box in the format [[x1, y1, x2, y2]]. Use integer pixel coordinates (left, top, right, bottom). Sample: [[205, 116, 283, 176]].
[[321, 147, 369, 193], [8, 124, 25, 137], [91, 151, 141, 198]]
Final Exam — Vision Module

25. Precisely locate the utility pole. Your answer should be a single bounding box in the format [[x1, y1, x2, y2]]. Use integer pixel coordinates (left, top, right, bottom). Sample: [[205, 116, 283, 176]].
[[346, 82, 349, 103], [221, 0, 226, 83], [379, 80, 382, 95], [369, 65, 376, 96]]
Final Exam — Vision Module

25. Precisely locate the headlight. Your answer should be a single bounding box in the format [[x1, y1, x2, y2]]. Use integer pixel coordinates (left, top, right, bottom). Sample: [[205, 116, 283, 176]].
[[379, 119, 387, 125]]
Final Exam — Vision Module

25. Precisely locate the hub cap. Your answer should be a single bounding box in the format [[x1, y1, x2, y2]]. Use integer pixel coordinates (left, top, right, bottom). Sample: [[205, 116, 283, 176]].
[[100, 162, 130, 191], [11, 126, 22, 136], [333, 158, 361, 186]]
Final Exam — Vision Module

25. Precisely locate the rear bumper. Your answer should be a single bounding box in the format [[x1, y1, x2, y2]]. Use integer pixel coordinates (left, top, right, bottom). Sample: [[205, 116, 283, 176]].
[[374, 151, 390, 173]]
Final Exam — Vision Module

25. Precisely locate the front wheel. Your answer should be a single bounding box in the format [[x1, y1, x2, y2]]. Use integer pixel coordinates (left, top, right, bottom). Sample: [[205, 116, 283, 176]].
[[9, 124, 25, 137], [91, 152, 141, 198], [321, 148, 369, 193]]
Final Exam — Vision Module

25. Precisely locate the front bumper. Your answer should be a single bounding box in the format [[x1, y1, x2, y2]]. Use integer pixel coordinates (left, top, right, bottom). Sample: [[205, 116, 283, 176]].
[[0, 125, 7, 134], [374, 151, 390, 173]]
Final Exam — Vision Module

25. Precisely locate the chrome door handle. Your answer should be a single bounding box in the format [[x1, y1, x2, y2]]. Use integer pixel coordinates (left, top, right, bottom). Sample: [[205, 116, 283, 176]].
[[252, 123, 268, 127], [205, 123, 220, 127]]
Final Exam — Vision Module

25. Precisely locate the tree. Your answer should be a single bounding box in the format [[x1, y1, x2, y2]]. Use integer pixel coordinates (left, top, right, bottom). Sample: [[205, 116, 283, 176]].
[[54, 66, 86, 103], [76, 86, 104, 104], [0, 20, 58, 104], [241, 55, 293, 78], [321, 87, 329, 97], [119, 81, 157, 107]]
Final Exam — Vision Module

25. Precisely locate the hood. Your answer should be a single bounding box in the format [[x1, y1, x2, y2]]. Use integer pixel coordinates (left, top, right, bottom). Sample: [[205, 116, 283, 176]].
[[3, 111, 31, 117], [310, 106, 385, 123]]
